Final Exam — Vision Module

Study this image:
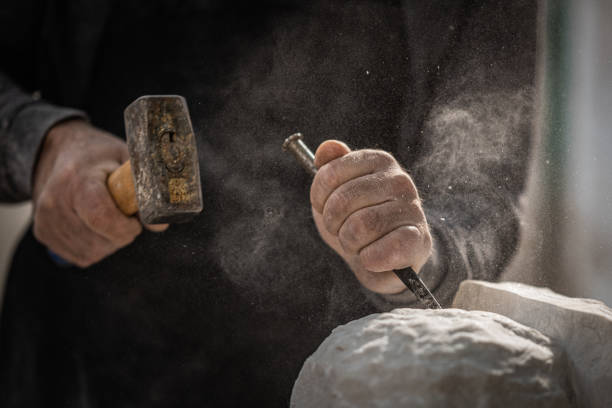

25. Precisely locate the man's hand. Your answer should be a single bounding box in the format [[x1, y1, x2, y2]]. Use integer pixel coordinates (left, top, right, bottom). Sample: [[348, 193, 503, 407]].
[[32, 119, 168, 268], [310, 140, 432, 294]]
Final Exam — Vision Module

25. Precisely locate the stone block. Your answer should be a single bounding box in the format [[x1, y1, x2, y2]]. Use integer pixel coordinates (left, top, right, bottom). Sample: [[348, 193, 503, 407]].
[[291, 308, 572, 408], [453, 280, 612, 408]]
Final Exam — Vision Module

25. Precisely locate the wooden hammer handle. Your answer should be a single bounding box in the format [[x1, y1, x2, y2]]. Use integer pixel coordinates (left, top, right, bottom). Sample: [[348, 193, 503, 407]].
[[107, 161, 138, 216]]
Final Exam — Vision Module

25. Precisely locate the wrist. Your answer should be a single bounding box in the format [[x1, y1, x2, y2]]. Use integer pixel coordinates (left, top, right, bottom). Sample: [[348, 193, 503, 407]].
[[45, 118, 89, 147], [33, 118, 88, 198], [2, 99, 88, 200]]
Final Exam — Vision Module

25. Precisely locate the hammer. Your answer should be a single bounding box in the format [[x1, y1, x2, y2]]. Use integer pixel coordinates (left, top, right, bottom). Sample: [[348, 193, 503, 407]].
[[48, 95, 202, 265], [107, 95, 203, 224], [282, 133, 441, 309]]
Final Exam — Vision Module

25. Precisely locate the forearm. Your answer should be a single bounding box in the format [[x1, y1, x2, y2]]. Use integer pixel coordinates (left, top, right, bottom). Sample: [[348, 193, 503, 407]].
[[0, 72, 87, 202]]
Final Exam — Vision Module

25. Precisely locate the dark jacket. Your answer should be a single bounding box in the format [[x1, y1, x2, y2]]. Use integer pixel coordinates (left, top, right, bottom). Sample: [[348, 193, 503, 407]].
[[0, 0, 536, 406]]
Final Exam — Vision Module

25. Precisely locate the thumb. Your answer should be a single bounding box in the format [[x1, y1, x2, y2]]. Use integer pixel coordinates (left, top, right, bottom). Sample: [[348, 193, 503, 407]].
[[314, 140, 351, 169]]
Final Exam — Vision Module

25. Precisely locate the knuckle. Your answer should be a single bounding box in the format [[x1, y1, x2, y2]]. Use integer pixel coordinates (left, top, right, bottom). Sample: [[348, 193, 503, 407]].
[[311, 164, 342, 211], [389, 241, 407, 266], [360, 246, 386, 271], [78, 183, 114, 230], [341, 209, 381, 252], [406, 201, 426, 225], [360, 209, 382, 233], [390, 237, 415, 268], [376, 150, 396, 167], [60, 161, 78, 180], [363, 149, 395, 167], [339, 219, 362, 251], [344, 210, 378, 246], [85, 208, 107, 231], [333, 188, 351, 212], [390, 172, 416, 197], [347, 216, 365, 241], [322, 210, 336, 234], [323, 192, 348, 232], [84, 179, 107, 201], [360, 227, 422, 272], [319, 164, 341, 191], [398, 225, 421, 243], [357, 150, 376, 166], [76, 180, 102, 208]]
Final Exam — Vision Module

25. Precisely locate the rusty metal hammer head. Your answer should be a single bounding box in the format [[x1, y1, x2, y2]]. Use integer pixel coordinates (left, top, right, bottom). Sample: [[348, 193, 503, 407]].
[[123, 95, 203, 224]]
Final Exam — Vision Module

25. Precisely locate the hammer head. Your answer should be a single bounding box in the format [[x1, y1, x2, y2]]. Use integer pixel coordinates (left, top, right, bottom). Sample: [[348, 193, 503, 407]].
[[124, 95, 203, 224]]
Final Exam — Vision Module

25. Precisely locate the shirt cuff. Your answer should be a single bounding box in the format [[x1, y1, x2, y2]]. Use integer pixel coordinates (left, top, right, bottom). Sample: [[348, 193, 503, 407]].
[[4, 101, 88, 201]]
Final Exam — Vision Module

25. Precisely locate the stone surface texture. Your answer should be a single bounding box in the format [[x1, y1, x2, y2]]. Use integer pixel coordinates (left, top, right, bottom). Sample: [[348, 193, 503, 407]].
[[291, 308, 572, 408], [452, 280, 612, 408]]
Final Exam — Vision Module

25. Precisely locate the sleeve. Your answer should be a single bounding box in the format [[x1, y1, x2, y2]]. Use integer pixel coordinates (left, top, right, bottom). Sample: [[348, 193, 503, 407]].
[[0, 72, 87, 202], [365, 0, 538, 309]]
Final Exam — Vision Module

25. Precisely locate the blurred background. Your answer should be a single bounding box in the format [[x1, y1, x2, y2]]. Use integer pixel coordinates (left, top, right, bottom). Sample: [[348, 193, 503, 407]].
[[0, 202, 30, 311], [504, 0, 612, 307], [1, 0, 611, 307]]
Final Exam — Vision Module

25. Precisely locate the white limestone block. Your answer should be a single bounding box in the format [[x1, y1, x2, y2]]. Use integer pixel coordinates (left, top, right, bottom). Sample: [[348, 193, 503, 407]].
[[452, 280, 612, 408], [291, 308, 572, 408]]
